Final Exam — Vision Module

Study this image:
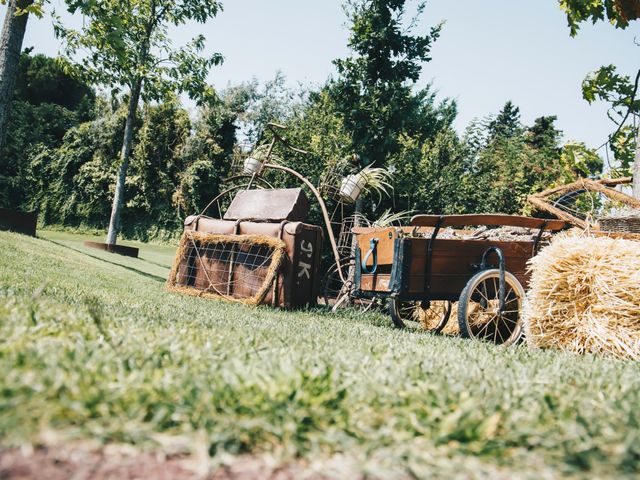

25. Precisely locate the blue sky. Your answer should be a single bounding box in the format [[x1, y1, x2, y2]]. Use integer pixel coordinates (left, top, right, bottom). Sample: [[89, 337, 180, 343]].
[[4, 0, 639, 150]]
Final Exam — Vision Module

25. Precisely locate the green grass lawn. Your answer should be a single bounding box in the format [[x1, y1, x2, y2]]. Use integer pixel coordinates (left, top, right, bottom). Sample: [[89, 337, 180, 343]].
[[1, 230, 639, 478]]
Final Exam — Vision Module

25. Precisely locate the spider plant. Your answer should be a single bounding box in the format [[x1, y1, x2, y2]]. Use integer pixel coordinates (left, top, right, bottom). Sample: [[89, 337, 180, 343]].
[[372, 209, 413, 227], [359, 165, 394, 201], [339, 164, 394, 203]]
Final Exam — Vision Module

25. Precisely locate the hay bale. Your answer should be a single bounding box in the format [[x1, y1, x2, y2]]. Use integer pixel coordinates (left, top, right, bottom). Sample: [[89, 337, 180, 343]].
[[525, 233, 640, 360], [441, 303, 460, 336], [416, 302, 460, 335]]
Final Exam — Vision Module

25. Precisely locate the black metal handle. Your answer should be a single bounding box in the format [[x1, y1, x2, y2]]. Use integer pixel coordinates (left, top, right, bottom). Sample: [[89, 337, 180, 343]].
[[481, 247, 506, 312], [361, 238, 379, 274]]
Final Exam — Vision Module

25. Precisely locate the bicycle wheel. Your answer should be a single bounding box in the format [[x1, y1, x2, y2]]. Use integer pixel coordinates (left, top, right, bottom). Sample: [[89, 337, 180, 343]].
[[322, 257, 378, 313]]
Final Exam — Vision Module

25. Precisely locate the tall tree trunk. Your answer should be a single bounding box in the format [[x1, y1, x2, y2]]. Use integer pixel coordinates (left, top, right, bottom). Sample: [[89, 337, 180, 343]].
[[0, 0, 33, 155], [106, 80, 142, 245], [633, 128, 640, 199]]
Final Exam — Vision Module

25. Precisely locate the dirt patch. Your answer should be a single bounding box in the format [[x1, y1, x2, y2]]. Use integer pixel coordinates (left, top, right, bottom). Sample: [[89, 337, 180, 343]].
[[0, 446, 324, 480]]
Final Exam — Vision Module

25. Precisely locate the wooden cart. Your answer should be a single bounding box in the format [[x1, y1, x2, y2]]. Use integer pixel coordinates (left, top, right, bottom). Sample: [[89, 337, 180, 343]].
[[353, 214, 566, 345]]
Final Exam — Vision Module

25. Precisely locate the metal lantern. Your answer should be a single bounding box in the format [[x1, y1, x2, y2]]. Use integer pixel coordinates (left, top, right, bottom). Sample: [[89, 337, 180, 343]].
[[339, 173, 367, 204], [243, 156, 264, 176]]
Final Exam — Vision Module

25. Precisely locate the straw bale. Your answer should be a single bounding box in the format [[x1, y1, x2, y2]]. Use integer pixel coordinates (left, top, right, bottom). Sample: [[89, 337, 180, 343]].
[[525, 232, 640, 360], [416, 302, 460, 335]]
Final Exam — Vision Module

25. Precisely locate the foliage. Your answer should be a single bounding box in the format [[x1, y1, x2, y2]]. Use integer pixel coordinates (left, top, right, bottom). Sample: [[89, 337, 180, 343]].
[[487, 100, 522, 140], [172, 101, 238, 218], [25, 96, 237, 240], [25, 104, 126, 227], [390, 101, 601, 216], [15, 51, 94, 112], [582, 65, 639, 173], [559, 0, 640, 36], [560, 141, 604, 180], [388, 128, 466, 213], [459, 108, 599, 214], [355, 164, 394, 201], [54, 0, 224, 243], [228, 72, 301, 144], [2, 229, 640, 477], [0, 52, 95, 209], [55, 0, 222, 105], [330, 0, 443, 166], [558, 0, 639, 180], [0, 0, 44, 18]]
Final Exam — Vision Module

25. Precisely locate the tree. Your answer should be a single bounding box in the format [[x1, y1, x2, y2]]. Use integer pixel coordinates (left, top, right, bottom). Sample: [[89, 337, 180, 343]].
[[0, 0, 43, 155], [26, 96, 238, 239], [559, 0, 640, 36], [487, 101, 522, 140], [0, 51, 95, 209], [56, 0, 223, 245], [330, 0, 442, 167], [526, 115, 561, 151], [559, 0, 640, 196], [451, 106, 599, 215], [15, 51, 94, 111]]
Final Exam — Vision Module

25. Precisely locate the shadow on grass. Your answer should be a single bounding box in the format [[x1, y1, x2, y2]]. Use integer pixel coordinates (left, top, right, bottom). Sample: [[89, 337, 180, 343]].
[[137, 255, 174, 270], [43, 239, 168, 284]]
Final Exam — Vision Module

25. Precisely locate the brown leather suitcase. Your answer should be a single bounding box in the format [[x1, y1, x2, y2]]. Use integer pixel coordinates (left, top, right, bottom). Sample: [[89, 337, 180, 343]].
[[182, 215, 323, 309], [223, 188, 310, 222]]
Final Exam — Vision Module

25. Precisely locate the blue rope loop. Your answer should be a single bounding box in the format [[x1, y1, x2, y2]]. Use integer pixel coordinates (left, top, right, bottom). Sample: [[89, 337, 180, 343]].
[[361, 238, 379, 274]]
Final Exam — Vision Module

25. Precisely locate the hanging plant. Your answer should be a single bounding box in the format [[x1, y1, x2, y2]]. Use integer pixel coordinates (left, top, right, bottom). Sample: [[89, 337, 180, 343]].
[[339, 164, 393, 204]]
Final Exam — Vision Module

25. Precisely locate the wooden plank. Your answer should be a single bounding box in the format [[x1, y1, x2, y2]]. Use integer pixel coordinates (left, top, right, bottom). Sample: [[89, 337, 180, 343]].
[[359, 274, 392, 292], [405, 238, 532, 276], [406, 273, 530, 297], [410, 214, 566, 231], [355, 227, 397, 267]]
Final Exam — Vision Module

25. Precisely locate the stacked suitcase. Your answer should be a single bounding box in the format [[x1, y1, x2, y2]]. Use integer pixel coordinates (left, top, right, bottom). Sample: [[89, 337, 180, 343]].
[[169, 188, 323, 309]]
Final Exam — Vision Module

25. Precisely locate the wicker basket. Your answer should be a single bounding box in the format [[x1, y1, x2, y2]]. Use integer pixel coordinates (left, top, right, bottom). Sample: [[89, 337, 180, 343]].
[[599, 216, 640, 234]]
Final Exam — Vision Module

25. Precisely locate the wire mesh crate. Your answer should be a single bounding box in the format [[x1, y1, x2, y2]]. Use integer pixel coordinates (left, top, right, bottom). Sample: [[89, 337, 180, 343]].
[[167, 231, 286, 306]]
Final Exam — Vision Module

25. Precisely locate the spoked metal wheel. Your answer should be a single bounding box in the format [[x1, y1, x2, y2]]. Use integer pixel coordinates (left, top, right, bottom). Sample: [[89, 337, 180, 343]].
[[322, 257, 379, 313], [199, 175, 275, 218], [457, 269, 525, 346], [388, 299, 452, 330]]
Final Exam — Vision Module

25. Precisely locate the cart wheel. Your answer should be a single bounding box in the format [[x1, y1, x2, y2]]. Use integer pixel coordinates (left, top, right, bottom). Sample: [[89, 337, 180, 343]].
[[322, 257, 378, 313], [388, 299, 452, 331], [457, 269, 524, 345]]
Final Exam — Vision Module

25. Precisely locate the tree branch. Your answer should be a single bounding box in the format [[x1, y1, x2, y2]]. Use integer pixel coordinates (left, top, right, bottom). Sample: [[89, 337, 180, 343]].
[[596, 67, 640, 150]]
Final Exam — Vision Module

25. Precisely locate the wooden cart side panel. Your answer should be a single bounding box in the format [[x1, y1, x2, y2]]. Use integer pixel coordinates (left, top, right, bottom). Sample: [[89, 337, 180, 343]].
[[406, 272, 531, 296], [404, 238, 532, 275], [358, 273, 530, 298], [357, 237, 534, 297], [355, 228, 398, 267], [354, 227, 474, 269]]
